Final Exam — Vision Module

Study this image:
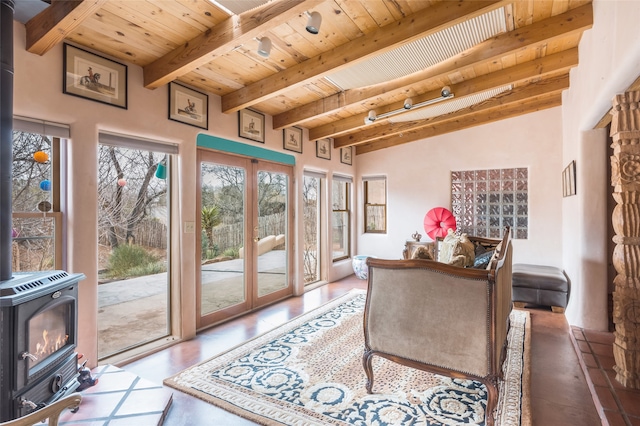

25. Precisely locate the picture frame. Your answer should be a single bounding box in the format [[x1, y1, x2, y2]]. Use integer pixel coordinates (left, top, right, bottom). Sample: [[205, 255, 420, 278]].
[[168, 82, 208, 129], [283, 127, 303, 153], [316, 138, 332, 160], [340, 146, 353, 165], [562, 160, 576, 197], [238, 109, 265, 143], [63, 43, 127, 109]]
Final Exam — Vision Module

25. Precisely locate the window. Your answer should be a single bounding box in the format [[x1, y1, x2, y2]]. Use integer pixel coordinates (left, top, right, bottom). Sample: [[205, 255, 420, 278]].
[[11, 118, 69, 271], [303, 171, 324, 284], [364, 176, 386, 233], [332, 176, 351, 262], [97, 132, 177, 360], [451, 168, 528, 239]]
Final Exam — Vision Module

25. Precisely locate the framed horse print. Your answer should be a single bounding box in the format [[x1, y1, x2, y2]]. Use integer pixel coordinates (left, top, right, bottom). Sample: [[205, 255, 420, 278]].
[[168, 82, 209, 129], [63, 43, 128, 109]]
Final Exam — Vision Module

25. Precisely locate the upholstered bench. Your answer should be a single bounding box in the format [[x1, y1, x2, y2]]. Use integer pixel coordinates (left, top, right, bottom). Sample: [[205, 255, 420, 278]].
[[512, 264, 569, 313]]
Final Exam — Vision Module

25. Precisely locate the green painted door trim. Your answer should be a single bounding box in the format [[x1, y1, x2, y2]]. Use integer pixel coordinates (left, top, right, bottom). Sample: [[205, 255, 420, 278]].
[[197, 134, 295, 165]]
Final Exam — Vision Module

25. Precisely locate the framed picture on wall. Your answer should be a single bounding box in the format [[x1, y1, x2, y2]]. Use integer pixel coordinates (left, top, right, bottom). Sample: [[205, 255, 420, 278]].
[[283, 127, 303, 153], [238, 109, 265, 143], [316, 138, 331, 160], [63, 43, 128, 109], [168, 82, 209, 129], [562, 160, 576, 197], [340, 146, 352, 165]]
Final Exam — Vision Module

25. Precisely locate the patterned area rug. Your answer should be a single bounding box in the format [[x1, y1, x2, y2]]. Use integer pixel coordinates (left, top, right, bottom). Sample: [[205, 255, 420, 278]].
[[165, 290, 531, 425]]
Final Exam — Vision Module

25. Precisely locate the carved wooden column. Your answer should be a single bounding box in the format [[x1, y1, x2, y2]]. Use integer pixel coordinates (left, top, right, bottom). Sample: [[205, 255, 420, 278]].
[[610, 90, 640, 389]]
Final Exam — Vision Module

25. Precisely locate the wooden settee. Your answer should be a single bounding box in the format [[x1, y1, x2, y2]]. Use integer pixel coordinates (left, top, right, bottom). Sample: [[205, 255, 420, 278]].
[[363, 230, 513, 426]]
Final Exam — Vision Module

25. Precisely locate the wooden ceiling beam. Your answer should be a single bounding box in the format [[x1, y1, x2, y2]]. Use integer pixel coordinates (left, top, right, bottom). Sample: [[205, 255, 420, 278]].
[[221, 0, 510, 113], [275, 2, 592, 130], [26, 0, 109, 55], [352, 74, 569, 154], [143, 0, 310, 89], [334, 74, 569, 148], [356, 94, 563, 155], [318, 48, 578, 142]]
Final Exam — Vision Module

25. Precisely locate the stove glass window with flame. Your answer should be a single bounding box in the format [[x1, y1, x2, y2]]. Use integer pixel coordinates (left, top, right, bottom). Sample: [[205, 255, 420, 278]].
[[26, 298, 73, 373]]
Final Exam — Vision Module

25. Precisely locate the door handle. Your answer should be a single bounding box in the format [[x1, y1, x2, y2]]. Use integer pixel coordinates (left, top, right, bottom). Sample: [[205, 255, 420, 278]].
[[254, 226, 260, 242]]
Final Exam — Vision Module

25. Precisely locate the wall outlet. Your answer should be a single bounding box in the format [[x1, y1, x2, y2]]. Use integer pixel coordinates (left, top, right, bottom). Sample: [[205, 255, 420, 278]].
[[184, 221, 195, 233]]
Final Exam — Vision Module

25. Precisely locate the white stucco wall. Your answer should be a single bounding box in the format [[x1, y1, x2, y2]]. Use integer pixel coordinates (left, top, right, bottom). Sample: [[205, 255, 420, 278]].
[[356, 108, 564, 267], [561, 0, 640, 331], [11, 22, 355, 365]]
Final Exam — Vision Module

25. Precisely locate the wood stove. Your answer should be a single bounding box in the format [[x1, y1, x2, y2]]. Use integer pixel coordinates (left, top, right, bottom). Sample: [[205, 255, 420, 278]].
[[0, 270, 85, 422]]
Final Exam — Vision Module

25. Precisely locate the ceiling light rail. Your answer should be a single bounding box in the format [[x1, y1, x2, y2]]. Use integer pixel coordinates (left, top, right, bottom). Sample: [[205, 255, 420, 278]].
[[364, 86, 454, 125]]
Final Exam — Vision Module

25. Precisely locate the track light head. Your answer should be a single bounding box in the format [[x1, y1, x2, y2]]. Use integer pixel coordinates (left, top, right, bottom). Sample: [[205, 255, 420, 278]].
[[441, 86, 452, 97], [403, 98, 413, 110], [305, 11, 322, 34], [257, 37, 272, 58], [364, 110, 377, 125]]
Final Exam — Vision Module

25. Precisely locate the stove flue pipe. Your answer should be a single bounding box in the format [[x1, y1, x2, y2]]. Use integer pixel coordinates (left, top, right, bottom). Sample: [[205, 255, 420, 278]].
[[0, 0, 15, 281]]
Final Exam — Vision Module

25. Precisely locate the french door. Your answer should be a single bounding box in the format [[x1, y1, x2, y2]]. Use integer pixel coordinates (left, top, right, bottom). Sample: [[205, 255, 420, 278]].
[[197, 150, 293, 328]]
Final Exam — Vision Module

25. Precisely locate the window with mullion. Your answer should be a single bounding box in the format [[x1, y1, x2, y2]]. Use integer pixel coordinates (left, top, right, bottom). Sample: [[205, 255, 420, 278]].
[[332, 180, 350, 262], [364, 177, 386, 233], [12, 131, 62, 270]]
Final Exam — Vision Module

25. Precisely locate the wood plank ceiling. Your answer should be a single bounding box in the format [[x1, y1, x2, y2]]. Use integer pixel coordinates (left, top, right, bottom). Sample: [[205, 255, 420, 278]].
[[21, 0, 593, 155]]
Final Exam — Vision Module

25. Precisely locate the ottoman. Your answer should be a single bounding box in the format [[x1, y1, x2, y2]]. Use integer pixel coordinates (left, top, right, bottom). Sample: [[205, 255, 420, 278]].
[[512, 264, 570, 313]]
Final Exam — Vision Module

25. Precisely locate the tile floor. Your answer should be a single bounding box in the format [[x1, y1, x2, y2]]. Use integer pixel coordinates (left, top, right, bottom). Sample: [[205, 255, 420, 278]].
[[571, 326, 640, 426], [56, 364, 172, 425]]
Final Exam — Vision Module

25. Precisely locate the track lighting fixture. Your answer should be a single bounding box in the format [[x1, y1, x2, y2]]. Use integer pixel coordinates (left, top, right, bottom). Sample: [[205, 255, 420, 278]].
[[257, 37, 272, 58], [305, 11, 322, 34], [364, 110, 377, 125], [364, 87, 454, 125]]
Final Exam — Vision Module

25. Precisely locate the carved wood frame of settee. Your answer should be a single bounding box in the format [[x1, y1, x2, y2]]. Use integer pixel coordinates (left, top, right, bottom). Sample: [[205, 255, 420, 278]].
[[362, 229, 513, 426]]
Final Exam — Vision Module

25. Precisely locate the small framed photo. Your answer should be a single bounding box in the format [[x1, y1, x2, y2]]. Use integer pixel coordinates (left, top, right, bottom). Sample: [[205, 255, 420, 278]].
[[63, 43, 127, 109], [340, 146, 353, 165], [168, 82, 208, 129], [316, 138, 332, 160], [562, 160, 577, 197], [239, 109, 265, 143], [283, 127, 303, 153]]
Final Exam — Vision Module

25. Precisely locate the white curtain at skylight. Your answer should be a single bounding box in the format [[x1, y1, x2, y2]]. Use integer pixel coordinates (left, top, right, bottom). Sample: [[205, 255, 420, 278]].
[[325, 8, 506, 90], [210, 0, 269, 15]]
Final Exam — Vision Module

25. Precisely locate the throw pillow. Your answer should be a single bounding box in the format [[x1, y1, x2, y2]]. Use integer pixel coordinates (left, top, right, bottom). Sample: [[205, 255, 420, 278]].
[[411, 246, 433, 260], [437, 229, 459, 263], [473, 250, 494, 269], [451, 233, 475, 267]]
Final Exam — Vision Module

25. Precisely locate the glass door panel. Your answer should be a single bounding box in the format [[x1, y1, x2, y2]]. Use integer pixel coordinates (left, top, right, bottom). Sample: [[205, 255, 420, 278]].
[[303, 175, 321, 285], [197, 151, 292, 329], [198, 152, 250, 322], [96, 144, 171, 359], [256, 168, 288, 298]]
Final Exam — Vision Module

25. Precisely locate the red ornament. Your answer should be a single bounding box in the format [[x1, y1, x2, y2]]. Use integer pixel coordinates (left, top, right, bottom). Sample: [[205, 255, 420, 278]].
[[117, 178, 126, 187]]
